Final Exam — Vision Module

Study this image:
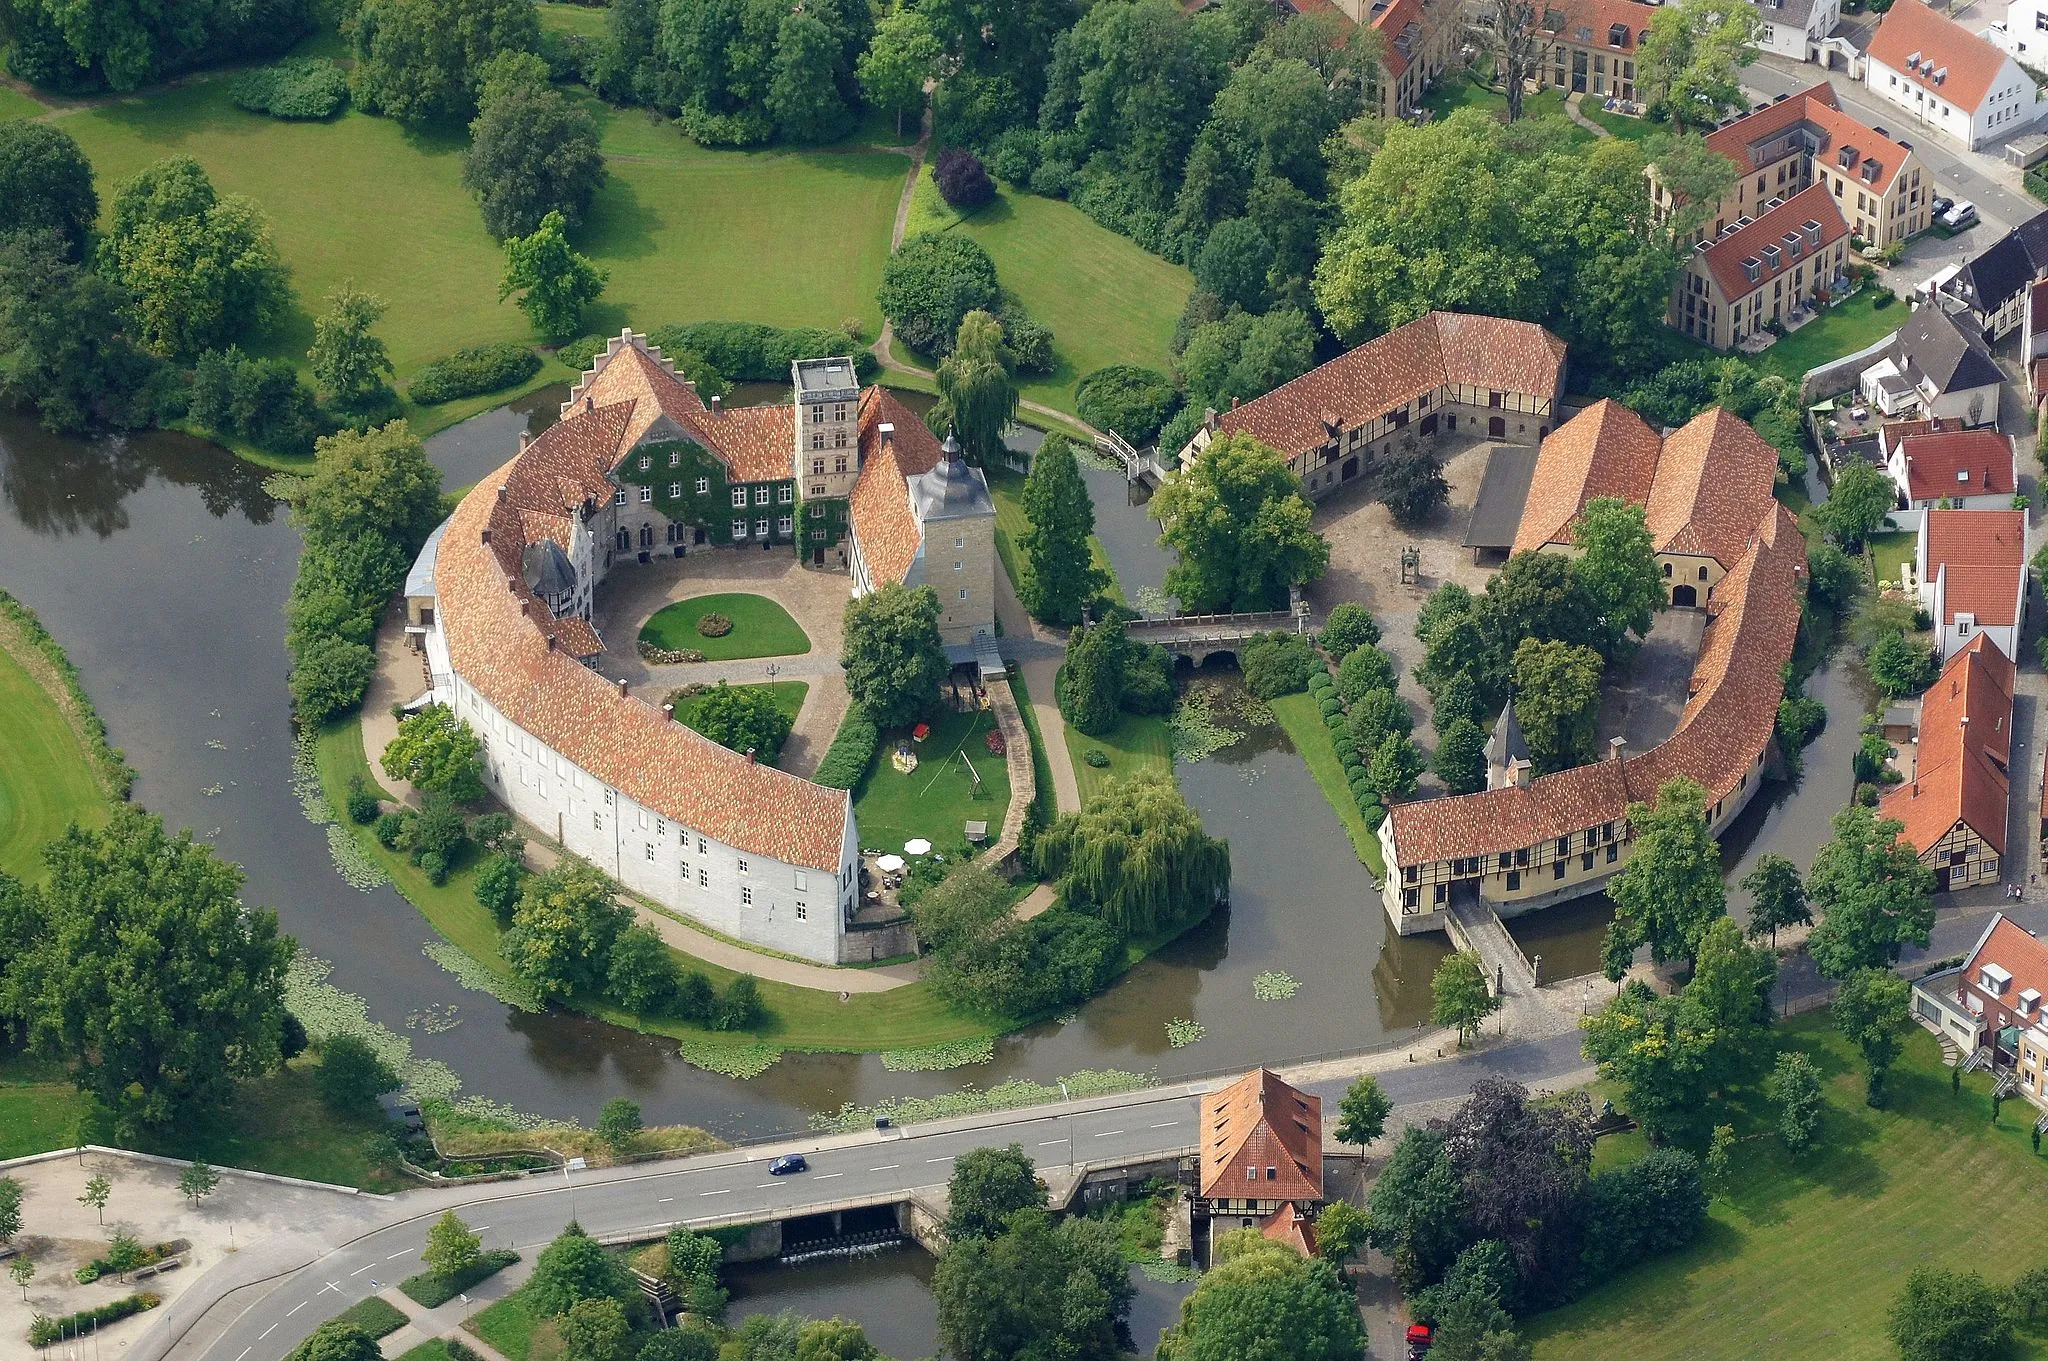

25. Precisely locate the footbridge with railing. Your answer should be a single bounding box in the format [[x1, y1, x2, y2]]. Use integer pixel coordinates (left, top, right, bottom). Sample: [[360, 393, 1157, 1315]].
[[1093, 430, 1173, 485], [1445, 889, 1540, 996], [1121, 603, 1315, 664]]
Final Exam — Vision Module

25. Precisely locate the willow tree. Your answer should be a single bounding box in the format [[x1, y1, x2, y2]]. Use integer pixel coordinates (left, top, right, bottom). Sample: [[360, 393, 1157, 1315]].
[[1034, 772, 1230, 940], [927, 309, 1016, 465]]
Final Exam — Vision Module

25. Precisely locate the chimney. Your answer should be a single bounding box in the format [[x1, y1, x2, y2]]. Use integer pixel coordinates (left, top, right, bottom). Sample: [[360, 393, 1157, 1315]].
[[746, 748, 757, 764], [583, 395, 594, 414], [519, 600, 529, 617], [497, 484, 509, 501], [481, 528, 491, 544], [663, 704, 675, 722], [506, 576, 517, 593], [1231, 396, 1241, 410], [1610, 736, 1628, 763], [711, 395, 722, 412], [617, 678, 630, 698], [1204, 407, 1219, 433], [1511, 757, 1532, 789], [546, 635, 558, 652], [879, 421, 895, 451], [519, 432, 532, 453]]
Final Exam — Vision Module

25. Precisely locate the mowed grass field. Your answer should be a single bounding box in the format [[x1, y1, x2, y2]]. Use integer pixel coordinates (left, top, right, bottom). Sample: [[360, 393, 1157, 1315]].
[[853, 704, 1011, 852], [640, 591, 811, 660], [0, 644, 107, 881], [0, 81, 47, 120], [1529, 1015, 2048, 1360]]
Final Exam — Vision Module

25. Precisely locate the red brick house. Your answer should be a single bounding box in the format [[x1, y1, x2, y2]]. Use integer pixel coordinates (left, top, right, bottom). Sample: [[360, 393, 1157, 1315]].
[[1913, 914, 2048, 1087], [1193, 1068, 1324, 1257]]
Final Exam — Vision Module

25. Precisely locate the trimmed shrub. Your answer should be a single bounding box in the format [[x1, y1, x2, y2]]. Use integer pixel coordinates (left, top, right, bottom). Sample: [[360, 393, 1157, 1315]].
[[1322, 712, 1345, 729], [648, 321, 878, 384], [233, 57, 348, 119], [30, 1294, 160, 1346], [695, 612, 733, 638], [1318, 696, 1343, 717], [1084, 748, 1111, 767], [996, 297, 1055, 376], [1320, 601, 1381, 656], [1363, 804, 1386, 831], [1075, 365, 1179, 447], [407, 342, 543, 405], [1352, 785, 1380, 815], [400, 1250, 521, 1309], [933, 147, 996, 210], [812, 706, 878, 789], [345, 774, 380, 824], [879, 232, 1001, 355], [1240, 631, 1318, 699], [1331, 733, 1358, 762]]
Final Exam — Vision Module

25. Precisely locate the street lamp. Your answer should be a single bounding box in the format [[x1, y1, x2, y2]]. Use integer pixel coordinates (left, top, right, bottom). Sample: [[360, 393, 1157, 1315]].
[[1060, 1081, 1074, 1174], [765, 661, 779, 700]]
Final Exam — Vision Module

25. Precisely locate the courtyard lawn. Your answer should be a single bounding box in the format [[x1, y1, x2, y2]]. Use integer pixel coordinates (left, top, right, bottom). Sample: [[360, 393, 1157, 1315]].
[[1867, 528, 1918, 588], [951, 187, 1192, 414], [668, 680, 808, 739], [640, 592, 811, 660], [0, 643, 107, 882], [1528, 1014, 2048, 1361], [49, 65, 901, 444], [1061, 704, 1172, 806], [985, 464, 1125, 606], [1752, 289, 1904, 384], [1269, 692, 1386, 878], [853, 705, 1012, 853], [1579, 104, 1661, 141], [1422, 74, 1587, 139], [469, 1289, 542, 1361]]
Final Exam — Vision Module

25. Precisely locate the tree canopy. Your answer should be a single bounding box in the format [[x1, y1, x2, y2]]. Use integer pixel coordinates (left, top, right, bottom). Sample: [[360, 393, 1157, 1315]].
[[464, 84, 608, 241], [1509, 638, 1604, 774], [380, 704, 486, 802], [101, 157, 291, 359], [0, 122, 98, 260], [1155, 1230, 1365, 1361], [933, 1207, 1130, 1361], [927, 309, 1016, 465], [1805, 803, 1936, 978], [1035, 771, 1230, 939], [687, 681, 794, 763], [1154, 431, 1328, 612], [945, 1144, 1047, 1240], [500, 210, 607, 342], [839, 582, 947, 727], [348, 0, 542, 125], [1017, 435, 1108, 625], [503, 859, 634, 1004], [1605, 776, 1726, 973]]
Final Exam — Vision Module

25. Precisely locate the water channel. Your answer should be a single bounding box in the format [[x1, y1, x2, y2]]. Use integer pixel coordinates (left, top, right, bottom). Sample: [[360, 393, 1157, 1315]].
[[0, 395, 1869, 1141]]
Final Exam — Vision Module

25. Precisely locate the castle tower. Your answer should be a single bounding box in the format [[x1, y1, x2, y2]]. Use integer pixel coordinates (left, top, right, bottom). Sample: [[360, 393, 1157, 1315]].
[[1486, 699, 1532, 791], [792, 356, 862, 501]]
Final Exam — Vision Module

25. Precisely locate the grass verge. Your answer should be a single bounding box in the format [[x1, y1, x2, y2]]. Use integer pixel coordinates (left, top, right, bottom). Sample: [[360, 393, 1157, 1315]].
[[639, 591, 811, 660], [1529, 1014, 2048, 1360], [334, 1295, 409, 1340], [1269, 692, 1385, 879], [0, 639, 107, 882], [1866, 529, 1917, 589], [401, 1250, 520, 1308], [468, 1287, 541, 1361]]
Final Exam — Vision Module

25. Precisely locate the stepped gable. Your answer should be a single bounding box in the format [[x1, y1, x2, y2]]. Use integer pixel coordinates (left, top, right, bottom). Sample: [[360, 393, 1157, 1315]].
[[1214, 312, 1566, 456], [569, 331, 794, 483], [1645, 407, 1782, 568], [1880, 634, 2014, 856], [1386, 500, 1805, 865], [847, 387, 949, 587], [441, 440, 850, 875], [1512, 399, 1662, 553]]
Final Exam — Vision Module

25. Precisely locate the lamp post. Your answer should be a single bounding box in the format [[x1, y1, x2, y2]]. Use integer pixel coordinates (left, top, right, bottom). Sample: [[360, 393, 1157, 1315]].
[[765, 661, 779, 701], [1060, 1081, 1074, 1175]]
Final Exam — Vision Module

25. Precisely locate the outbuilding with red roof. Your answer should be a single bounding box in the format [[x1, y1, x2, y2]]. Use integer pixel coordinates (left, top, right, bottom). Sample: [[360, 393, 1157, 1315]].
[[1886, 428, 2016, 523]]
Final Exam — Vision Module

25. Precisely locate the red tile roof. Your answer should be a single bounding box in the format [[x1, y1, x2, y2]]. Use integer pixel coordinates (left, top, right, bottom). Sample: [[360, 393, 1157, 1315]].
[[1215, 312, 1564, 458], [1880, 634, 2013, 856], [1512, 400, 1662, 554], [1880, 415, 1961, 457], [846, 387, 948, 588], [1388, 501, 1805, 865], [1922, 508, 2028, 627], [566, 332, 797, 485], [1373, 0, 1426, 77], [1962, 914, 2048, 1010], [1200, 1069, 1323, 1203], [1704, 83, 1912, 197], [1896, 430, 2016, 502], [1646, 408, 1781, 568], [1538, 0, 1658, 53], [1259, 1203, 1320, 1257], [1868, 0, 2013, 116], [1696, 182, 1849, 301]]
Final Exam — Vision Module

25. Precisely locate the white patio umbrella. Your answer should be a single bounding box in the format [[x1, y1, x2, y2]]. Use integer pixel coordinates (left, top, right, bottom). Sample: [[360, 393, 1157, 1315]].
[[904, 838, 933, 856], [875, 853, 906, 873]]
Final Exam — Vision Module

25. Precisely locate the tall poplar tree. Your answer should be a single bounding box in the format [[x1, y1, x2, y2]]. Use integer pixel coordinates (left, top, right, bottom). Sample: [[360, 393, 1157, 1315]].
[[1017, 435, 1107, 625]]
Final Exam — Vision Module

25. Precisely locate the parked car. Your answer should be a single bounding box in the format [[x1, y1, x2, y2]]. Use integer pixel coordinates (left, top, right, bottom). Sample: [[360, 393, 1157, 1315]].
[[1932, 194, 1954, 218], [1940, 200, 1978, 231], [768, 1154, 809, 1176], [1407, 1323, 1434, 1358]]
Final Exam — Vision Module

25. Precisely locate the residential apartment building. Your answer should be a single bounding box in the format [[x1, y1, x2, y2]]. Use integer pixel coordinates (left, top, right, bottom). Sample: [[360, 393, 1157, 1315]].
[[1670, 182, 1851, 349], [1652, 83, 1929, 252], [1879, 633, 2013, 892], [1865, 0, 2043, 150], [1916, 508, 2029, 662], [1182, 312, 1566, 501], [1912, 914, 2048, 1085], [1532, 0, 1656, 104], [1283, 0, 1459, 119], [1886, 428, 2017, 528], [1752, 0, 1841, 62]]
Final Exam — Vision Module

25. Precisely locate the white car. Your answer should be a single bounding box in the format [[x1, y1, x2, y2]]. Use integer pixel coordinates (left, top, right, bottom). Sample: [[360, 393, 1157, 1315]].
[[1940, 200, 1978, 231]]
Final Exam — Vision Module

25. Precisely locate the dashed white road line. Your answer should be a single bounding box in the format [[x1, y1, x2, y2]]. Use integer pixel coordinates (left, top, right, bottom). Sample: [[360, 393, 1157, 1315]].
[[657, 1197, 673, 1203], [1037, 1140, 1064, 1147], [926, 1156, 953, 1163], [387, 1247, 414, 1260], [870, 1164, 899, 1172], [1093, 1130, 1124, 1137], [1150, 1121, 1178, 1129], [699, 1188, 732, 1197], [259, 1323, 278, 1340], [756, 1183, 778, 1189], [235, 1349, 251, 1361], [286, 1301, 307, 1317], [815, 1172, 844, 1180], [350, 1264, 374, 1276]]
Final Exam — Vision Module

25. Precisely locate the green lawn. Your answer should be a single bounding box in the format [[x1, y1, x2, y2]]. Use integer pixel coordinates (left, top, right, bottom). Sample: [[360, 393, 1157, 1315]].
[[1579, 104, 1661, 141], [469, 1288, 541, 1361], [1752, 288, 1905, 384], [1060, 703, 1172, 806], [535, 1, 608, 37], [949, 186, 1191, 414], [852, 704, 1012, 853], [985, 464, 1125, 606], [668, 680, 807, 740], [48, 66, 902, 441], [0, 83, 46, 120], [1529, 1015, 2048, 1360], [1422, 74, 1587, 140], [639, 592, 811, 660], [397, 1343, 458, 1361], [1269, 692, 1385, 879], [0, 644, 107, 882], [333, 1296, 409, 1340], [1867, 529, 1917, 589]]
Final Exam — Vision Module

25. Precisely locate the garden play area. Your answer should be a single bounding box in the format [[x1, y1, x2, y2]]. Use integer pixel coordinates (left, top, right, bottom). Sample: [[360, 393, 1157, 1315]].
[[638, 593, 810, 662], [852, 706, 1012, 855]]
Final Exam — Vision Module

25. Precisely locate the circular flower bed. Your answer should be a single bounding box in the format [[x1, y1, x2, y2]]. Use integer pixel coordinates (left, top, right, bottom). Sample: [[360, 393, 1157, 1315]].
[[696, 612, 734, 638]]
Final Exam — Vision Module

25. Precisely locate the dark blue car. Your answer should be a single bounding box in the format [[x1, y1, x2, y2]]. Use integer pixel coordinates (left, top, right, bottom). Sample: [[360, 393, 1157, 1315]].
[[768, 1154, 808, 1176]]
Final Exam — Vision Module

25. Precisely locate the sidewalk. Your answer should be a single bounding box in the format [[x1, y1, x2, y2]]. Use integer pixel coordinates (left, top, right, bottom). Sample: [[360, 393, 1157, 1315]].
[[994, 559, 1082, 813], [377, 1256, 530, 1360]]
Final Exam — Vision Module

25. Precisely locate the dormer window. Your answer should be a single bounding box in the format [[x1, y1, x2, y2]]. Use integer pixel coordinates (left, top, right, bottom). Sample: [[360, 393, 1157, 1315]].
[[2022, 989, 2042, 1015], [1982, 963, 2012, 994], [1743, 256, 1762, 283], [1762, 244, 1781, 268], [1608, 21, 1628, 45]]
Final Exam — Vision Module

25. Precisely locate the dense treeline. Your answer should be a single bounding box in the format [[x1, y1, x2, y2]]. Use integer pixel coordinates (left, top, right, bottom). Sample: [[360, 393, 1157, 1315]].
[[2, 0, 321, 93]]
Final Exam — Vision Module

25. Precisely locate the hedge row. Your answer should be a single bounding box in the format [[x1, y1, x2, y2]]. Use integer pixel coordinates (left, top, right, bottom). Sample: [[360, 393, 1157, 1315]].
[[333, 1294, 408, 1340], [231, 57, 348, 120], [399, 1249, 520, 1309], [407, 343, 543, 406], [812, 705, 879, 789], [0, 588, 135, 799], [647, 322, 880, 385], [29, 1293, 159, 1346], [1312, 667, 1385, 828]]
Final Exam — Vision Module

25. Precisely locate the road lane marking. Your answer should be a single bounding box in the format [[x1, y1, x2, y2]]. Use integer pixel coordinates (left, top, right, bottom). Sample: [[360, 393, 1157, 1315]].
[[870, 1165, 899, 1171], [816, 1172, 844, 1180], [756, 1183, 778, 1188], [235, 1350, 251, 1361], [387, 1247, 414, 1259], [318, 1281, 341, 1294], [657, 1197, 673, 1203], [1150, 1121, 1178, 1129], [350, 1263, 375, 1276], [286, 1301, 307, 1317], [699, 1188, 732, 1196], [1037, 1140, 1064, 1147], [926, 1156, 953, 1163], [260, 1324, 278, 1340], [1093, 1130, 1124, 1137]]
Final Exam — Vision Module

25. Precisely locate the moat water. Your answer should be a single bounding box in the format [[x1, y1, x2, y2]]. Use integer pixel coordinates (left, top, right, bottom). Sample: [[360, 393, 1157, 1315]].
[[0, 399, 1867, 1141]]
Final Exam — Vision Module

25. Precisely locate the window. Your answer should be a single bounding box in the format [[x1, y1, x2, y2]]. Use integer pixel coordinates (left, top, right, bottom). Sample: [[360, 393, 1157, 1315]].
[[955, 536, 964, 548], [732, 520, 748, 538], [1507, 870, 1521, 891], [593, 812, 603, 831], [732, 487, 747, 508], [810, 503, 824, 518], [756, 518, 769, 537], [637, 456, 651, 471], [741, 885, 753, 905], [812, 433, 825, 450], [1607, 843, 1619, 863], [1697, 566, 1708, 581], [812, 459, 825, 475], [1553, 860, 1565, 881], [613, 488, 627, 506], [696, 477, 710, 495], [954, 560, 963, 571], [639, 485, 653, 503], [681, 860, 691, 879], [738, 858, 750, 875], [795, 870, 808, 891], [778, 486, 793, 503], [960, 588, 969, 600], [1583, 851, 1595, 870], [669, 482, 682, 498], [754, 487, 770, 506], [1246, 1167, 1258, 1181], [795, 904, 807, 920], [834, 456, 848, 473], [810, 406, 824, 421], [604, 790, 613, 807], [699, 868, 709, 887], [698, 837, 707, 854], [778, 516, 793, 535], [811, 484, 825, 497], [833, 431, 847, 448], [646, 844, 655, 861]]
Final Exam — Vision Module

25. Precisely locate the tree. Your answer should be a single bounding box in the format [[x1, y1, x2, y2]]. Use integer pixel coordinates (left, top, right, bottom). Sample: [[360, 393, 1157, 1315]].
[[529, 1222, 634, 1317], [1366, 1127, 1465, 1288], [1887, 1267, 2013, 1361], [1432, 950, 1500, 1046], [1036, 772, 1230, 938], [1637, 0, 1760, 131], [560, 1295, 633, 1361], [662, 1225, 725, 1317], [307, 281, 395, 410], [858, 5, 939, 136], [932, 148, 996, 210], [1435, 717, 1490, 794], [1767, 1050, 1822, 1157], [1366, 732, 1426, 802], [475, 49, 552, 109], [1434, 1079, 1596, 1307], [1866, 631, 1938, 700], [1478, 551, 1600, 661], [504, 859, 634, 1004], [1649, 134, 1740, 241], [1605, 776, 1726, 973], [1176, 307, 1319, 412], [878, 232, 1001, 355], [945, 1145, 1047, 1241], [1581, 982, 1713, 1146], [1316, 1199, 1370, 1263], [1812, 459, 1895, 550], [1335, 1075, 1393, 1151], [291, 638, 378, 727], [1476, 0, 1540, 121], [476, 853, 527, 924], [1740, 853, 1809, 946], [1195, 217, 1272, 313], [0, 121, 98, 260], [424, 1211, 483, 1279], [1805, 803, 1937, 978], [0, 1175, 19, 1245], [349, 0, 542, 124], [1508, 638, 1603, 774], [840, 583, 947, 727], [597, 1098, 644, 1153], [933, 1208, 1131, 1361], [381, 705, 486, 802], [8, 808, 293, 1132], [605, 923, 681, 1012], [316, 1033, 399, 1115], [927, 310, 1016, 467], [9, 1254, 31, 1301], [101, 157, 291, 358], [1017, 435, 1108, 625], [297, 418, 445, 551], [1155, 432, 1329, 612], [1681, 917, 1777, 1089], [80, 1171, 110, 1224], [1574, 497, 1663, 656], [1377, 435, 1450, 526], [178, 1160, 220, 1207], [1833, 966, 1909, 1108], [794, 1318, 880, 1361], [687, 681, 794, 763], [0, 229, 157, 435], [766, 9, 853, 144], [464, 85, 607, 241], [1154, 1231, 1365, 1361], [1320, 603, 1381, 657], [1058, 618, 1128, 736], [499, 210, 606, 343], [285, 1321, 385, 1361]]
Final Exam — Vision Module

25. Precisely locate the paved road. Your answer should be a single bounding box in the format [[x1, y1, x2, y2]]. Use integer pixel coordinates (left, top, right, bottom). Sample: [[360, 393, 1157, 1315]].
[[164, 1030, 1586, 1361]]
